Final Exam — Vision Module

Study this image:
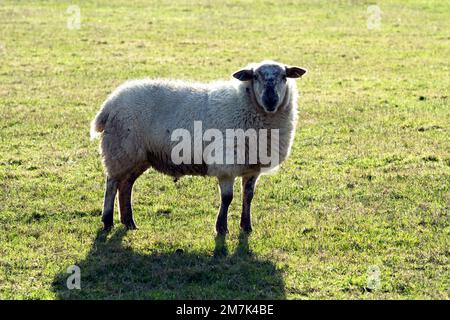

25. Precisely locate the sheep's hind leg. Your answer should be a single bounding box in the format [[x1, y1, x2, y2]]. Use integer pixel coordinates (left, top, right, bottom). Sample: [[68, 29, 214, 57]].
[[102, 176, 118, 231], [215, 177, 235, 235], [240, 175, 258, 233], [118, 166, 148, 230], [118, 177, 138, 230]]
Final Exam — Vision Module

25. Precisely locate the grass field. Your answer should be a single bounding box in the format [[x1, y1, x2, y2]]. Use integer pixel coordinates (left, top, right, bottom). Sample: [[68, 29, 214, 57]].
[[0, 0, 449, 299]]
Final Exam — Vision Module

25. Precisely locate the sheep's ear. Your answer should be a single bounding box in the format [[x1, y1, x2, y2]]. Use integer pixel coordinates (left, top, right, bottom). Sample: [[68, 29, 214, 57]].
[[285, 66, 307, 78], [233, 69, 253, 81]]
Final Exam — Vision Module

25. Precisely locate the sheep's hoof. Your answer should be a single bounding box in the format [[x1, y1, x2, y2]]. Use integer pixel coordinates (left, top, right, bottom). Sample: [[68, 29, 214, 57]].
[[216, 226, 229, 235], [103, 222, 113, 232], [240, 225, 253, 234], [123, 220, 138, 230]]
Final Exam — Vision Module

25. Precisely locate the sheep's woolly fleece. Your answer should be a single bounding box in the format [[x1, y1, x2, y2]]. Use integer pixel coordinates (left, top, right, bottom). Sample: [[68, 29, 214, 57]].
[[90, 61, 299, 180]]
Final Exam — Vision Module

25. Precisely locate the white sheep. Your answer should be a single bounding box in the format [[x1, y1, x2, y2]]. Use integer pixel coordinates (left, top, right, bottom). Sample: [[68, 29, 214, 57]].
[[90, 60, 307, 234]]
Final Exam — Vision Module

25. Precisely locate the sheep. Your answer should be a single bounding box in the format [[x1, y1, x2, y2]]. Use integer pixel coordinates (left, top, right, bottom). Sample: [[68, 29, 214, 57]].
[[90, 60, 307, 234]]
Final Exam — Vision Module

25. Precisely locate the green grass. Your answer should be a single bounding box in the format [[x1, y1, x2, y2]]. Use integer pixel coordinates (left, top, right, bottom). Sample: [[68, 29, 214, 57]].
[[0, 0, 449, 299]]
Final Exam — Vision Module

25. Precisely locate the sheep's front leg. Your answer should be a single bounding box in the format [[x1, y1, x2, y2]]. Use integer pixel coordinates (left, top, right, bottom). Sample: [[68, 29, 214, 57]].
[[216, 177, 235, 235], [241, 175, 258, 233]]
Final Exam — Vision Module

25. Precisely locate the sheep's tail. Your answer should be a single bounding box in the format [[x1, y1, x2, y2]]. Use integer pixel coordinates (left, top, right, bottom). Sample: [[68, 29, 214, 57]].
[[90, 105, 110, 140]]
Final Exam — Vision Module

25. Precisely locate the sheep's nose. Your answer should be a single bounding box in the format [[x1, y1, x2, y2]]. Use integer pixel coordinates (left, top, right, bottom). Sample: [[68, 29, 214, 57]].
[[262, 90, 278, 111]]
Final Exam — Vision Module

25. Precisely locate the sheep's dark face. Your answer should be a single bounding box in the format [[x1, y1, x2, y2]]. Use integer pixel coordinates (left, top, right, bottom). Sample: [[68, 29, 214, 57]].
[[253, 64, 287, 113], [233, 61, 307, 114]]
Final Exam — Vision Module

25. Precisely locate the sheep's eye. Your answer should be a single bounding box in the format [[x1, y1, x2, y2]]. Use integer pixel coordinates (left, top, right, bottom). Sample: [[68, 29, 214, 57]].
[[282, 75, 287, 81], [253, 75, 258, 81]]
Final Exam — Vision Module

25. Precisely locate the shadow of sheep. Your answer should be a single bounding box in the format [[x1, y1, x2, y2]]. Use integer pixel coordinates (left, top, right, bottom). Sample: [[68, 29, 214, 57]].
[[52, 228, 285, 299]]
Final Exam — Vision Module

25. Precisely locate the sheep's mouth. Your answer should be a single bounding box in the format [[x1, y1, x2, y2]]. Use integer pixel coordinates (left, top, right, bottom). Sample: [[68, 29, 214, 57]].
[[264, 105, 277, 113]]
